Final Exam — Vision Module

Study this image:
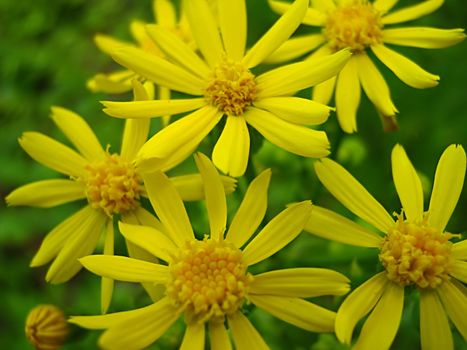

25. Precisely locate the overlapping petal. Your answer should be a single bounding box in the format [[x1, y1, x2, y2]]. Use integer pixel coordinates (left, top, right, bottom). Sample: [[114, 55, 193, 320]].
[[420, 290, 453, 350]]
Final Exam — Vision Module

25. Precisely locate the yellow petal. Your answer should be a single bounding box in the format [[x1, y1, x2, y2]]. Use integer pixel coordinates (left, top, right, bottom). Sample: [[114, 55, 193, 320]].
[[112, 46, 204, 95], [142, 171, 194, 246], [250, 267, 350, 297], [194, 153, 227, 241], [335, 57, 360, 133], [428, 145, 466, 231], [312, 76, 336, 105], [254, 97, 331, 125], [382, 27, 465, 49], [450, 260, 467, 284], [94, 34, 132, 56], [129, 20, 163, 55], [256, 48, 351, 98], [87, 72, 134, 94], [314, 158, 394, 233], [70, 307, 151, 329], [209, 321, 232, 350], [311, 0, 335, 12], [101, 221, 114, 314], [354, 52, 398, 117], [170, 174, 237, 201], [245, 108, 330, 158], [242, 201, 312, 266], [353, 282, 404, 350], [180, 322, 205, 350], [212, 116, 250, 177], [371, 44, 439, 89], [19, 132, 87, 178], [218, 0, 246, 60], [51, 107, 105, 161], [335, 272, 389, 344], [391, 144, 424, 221], [437, 280, 467, 340], [153, 0, 177, 27], [249, 295, 335, 332], [373, 0, 399, 15], [120, 119, 150, 162], [268, 0, 326, 26], [304, 205, 383, 247], [228, 312, 269, 350], [382, 0, 444, 25], [263, 34, 325, 64], [226, 169, 271, 248], [452, 240, 467, 260], [242, 0, 308, 68], [183, 0, 223, 67], [420, 290, 453, 350], [133, 207, 164, 231], [6, 179, 85, 208]]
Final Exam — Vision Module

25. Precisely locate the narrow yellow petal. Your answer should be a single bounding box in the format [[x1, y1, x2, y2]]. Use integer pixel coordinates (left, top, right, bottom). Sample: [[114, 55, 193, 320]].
[[180, 322, 205, 350], [452, 240, 467, 260], [19, 132, 88, 178], [373, 0, 399, 15], [94, 34, 132, 56], [218, 0, 246, 60], [183, 0, 223, 67], [133, 207, 164, 231], [437, 280, 467, 340], [153, 0, 177, 27], [6, 179, 85, 208], [335, 272, 389, 344], [382, 0, 444, 25], [268, 0, 326, 26], [70, 307, 151, 329], [245, 108, 330, 158], [254, 97, 331, 125], [371, 44, 439, 89], [212, 116, 250, 177], [51, 107, 105, 161], [263, 34, 325, 64], [391, 144, 424, 221], [250, 295, 335, 332], [304, 205, 383, 247], [87, 71, 134, 94], [120, 118, 150, 162], [242, 0, 308, 68], [382, 27, 465, 49], [428, 145, 466, 231], [450, 260, 467, 284], [228, 312, 269, 350], [129, 20, 163, 55], [250, 267, 350, 297], [314, 158, 394, 233], [420, 290, 453, 350], [335, 57, 360, 133], [142, 171, 194, 246], [354, 52, 398, 117], [353, 282, 404, 350], [170, 174, 237, 201], [209, 322, 232, 350], [312, 76, 336, 105], [194, 153, 227, 241], [101, 220, 114, 314], [242, 201, 312, 266], [311, 0, 335, 12]]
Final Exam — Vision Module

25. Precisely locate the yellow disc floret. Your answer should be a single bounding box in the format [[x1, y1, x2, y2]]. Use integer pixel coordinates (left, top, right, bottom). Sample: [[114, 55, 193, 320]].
[[324, 1, 382, 52], [166, 238, 253, 324], [82, 153, 142, 216], [379, 216, 455, 289], [205, 58, 257, 116]]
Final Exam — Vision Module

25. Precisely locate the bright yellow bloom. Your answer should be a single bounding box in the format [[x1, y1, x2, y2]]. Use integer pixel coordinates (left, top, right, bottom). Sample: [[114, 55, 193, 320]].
[[6, 81, 236, 313], [305, 144, 467, 350], [102, 0, 352, 177], [69, 154, 350, 349], [268, 0, 465, 132]]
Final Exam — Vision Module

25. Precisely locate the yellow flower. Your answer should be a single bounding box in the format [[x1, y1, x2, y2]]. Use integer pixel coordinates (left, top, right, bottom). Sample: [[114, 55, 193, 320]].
[[268, 0, 465, 132], [25, 304, 69, 350], [6, 81, 236, 313], [69, 153, 350, 349], [101, 0, 352, 177], [305, 144, 467, 349]]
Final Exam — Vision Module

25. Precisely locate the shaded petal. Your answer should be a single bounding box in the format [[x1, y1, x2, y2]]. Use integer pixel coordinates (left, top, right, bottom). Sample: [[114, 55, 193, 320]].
[[226, 169, 271, 248], [373, 0, 399, 15], [242, 0, 308, 68], [170, 174, 237, 201], [87, 71, 134, 94], [153, 0, 177, 27], [437, 280, 467, 340], [371, 44, 439, 89], [245, 108, 329, 158], [194, 153, 227, 241], [94, 33, 132, 56], [304, 205, 383, 247], [209, 321, 232, 350], [180, 322, 205, 350], [335, 272, 389, 344], [6, 179, 85, 208], [314, 158, 394, 233], [250, 295, 335, 332], [268, 0, 326, 26], [311, 0, 336, 12], [120, 118, 150, 162], [450, 260, 467, 284], [428, 145, 466, 231], [452, 240, 467, 260], [242, 201, 312, 266], [212, 116, 250, 177], [250, 267, 350, 297], [228, 312, 269, 350], [134, 207, 164, 231], [420, 290, 453, 350], [382, 0, 444, 25], [312, 76, 336, 105], [264, 34, 325, 64], [218, 0, 246, 60], [101, 220, 114, 314], [382, 27, 465, 49], [335, 57, 360, 133], [391, 144, 424, 222]]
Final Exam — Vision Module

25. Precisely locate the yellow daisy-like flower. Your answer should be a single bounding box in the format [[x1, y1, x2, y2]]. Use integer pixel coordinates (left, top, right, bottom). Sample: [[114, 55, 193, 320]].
[[102, 0, 352, 177], [69, 153, 350, 349], [305, 144, 467, 349], [268, 0, 465, 132], [6, 81, 235, 313]]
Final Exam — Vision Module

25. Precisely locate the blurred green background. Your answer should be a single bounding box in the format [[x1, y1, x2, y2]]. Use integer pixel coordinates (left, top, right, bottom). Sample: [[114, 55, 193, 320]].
[[1, 0, 466, 349]]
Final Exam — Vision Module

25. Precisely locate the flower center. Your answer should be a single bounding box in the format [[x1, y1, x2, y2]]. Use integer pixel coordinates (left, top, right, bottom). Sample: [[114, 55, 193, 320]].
[[324, 1, 382, 52], [379, 216, 454, 289], [82, 153, 142, 216], [166, 238, 253, 324], [204, 58, 257, 116]]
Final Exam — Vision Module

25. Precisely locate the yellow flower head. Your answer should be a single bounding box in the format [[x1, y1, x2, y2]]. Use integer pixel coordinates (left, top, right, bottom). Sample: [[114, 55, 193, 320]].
[[268, 0, 465, 132], [102, 0, 352, 177], [305, 144, 467, 350], [70, 153, 350, 349]]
